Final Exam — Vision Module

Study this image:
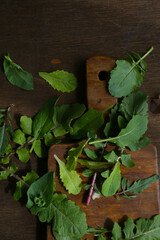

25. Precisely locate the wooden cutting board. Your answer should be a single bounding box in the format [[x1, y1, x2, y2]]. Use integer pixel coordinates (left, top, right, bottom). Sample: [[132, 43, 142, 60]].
[[47, 56, 160, 240]]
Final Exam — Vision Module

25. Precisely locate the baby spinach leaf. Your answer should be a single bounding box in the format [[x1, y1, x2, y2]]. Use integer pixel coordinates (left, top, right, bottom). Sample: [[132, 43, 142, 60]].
[[16, 147, 30, 163], [3, 55, 34, 90], [84, 148, 98, 161], [26, 171, 55, 215], [104, 104, 119, 138], [53, 103, 86, 137], [120, 91, 148, 121], [66, 139, 89, 171], [102, 161, 121, 197], [104, 151, 118, 163], [54, 155, 82, 195], [12, 129, 26, 145], [71, 108, 104, 139], [33, 96, 59, 139], [14, 170, 39, 201], [120, 154, 135, 168], [108, 47, 153, 98], [39, 70, 77, 93], [20, 116, 32, 135], [32, 139, 48, 158], [123, 217, 135, 239]]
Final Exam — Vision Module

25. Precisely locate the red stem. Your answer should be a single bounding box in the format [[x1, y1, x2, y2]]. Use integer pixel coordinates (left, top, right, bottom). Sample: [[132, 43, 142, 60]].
[[86, 172, 97, 206]]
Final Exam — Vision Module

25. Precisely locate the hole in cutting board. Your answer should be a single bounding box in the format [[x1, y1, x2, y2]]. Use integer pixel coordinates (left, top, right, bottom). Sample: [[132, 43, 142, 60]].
[[98, 70, 109, 81]]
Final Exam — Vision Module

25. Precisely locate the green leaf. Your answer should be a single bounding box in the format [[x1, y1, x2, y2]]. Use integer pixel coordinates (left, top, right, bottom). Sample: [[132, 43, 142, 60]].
[[108, 47, 153, 98], [104, 151, 118, 163], [102, 161, 121, 197], [14, 170, 39, 201], [123, 215, 160, 240], [39, 70, 77, 93], [20, 116, 32, 135], [16, 147, 30, 163], [98, 234, 106, 240], [120, 154, 135, 168], [117, 115, 127, 130], [106, 115, 148, 147], [3, 55, 34, 90], [78, 159, 110, 170], [66, 140, 89, 171], [55, 155, 82, 195], [127, 174, 160, 194], [26, 172, 55, 214], [71, 108, 104, 139], [12, 129, 26, 145], [0, 163, 18, 180], [32, 96, 59, 139], [44, 132, 60, 146], [53, 103, 86, 137], [104, 104, 119, 138], [0, 125, 9, 157], [84, 148, 98, 161], [82, 169, 94, 177], [38, 193, 87, 239], [101, 169, 110, 178], [123, 217, 135, 239], [111, 222, 123, 240], [32, 139, 47, 158], [128, 136, 150, 151], [120, 91, 148, 121]]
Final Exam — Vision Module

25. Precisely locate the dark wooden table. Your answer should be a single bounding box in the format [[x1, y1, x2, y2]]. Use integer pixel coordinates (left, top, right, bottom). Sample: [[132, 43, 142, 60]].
[[0, 1, 160, 240]]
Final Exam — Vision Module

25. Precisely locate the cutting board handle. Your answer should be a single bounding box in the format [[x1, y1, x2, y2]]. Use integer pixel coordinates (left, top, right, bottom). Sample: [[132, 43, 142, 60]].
[[86, 56, 117, 111]]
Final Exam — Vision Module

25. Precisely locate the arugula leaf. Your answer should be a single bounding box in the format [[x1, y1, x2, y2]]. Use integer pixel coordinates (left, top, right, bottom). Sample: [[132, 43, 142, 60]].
[[102, 161, 121, 197], [71, 108, 104, 139], [111, 222, 123, 240], [26, 171, 55, 215], [12, 129, 26, 145], [32, 96, 59, 139], [108, 47, 153, 97], [3, 55, 34, 90], [124, 215, 160, 239], [120, 91, 148, 121], [66, 140, 89, 171], [54, 155, 82, 195], [82, 169, 94, 177], [44, 132, 60, 146], [38, 193, 87, 239], [14, 170, 39, 201], [20, 116, 32, 135], [16, 147, 30, 163], [53, 103, 86, 137], [39, 70, 77, 93], [0, 163, 18, 180], [126, 174, 160, 194]]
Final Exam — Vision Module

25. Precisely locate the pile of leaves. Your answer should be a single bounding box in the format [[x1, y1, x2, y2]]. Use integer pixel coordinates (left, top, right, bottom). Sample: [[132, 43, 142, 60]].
[[0, 46, 160, 240]]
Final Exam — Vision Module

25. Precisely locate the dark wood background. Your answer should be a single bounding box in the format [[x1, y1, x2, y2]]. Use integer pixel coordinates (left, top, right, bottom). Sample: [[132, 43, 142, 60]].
[[0, 1, 160, 239]]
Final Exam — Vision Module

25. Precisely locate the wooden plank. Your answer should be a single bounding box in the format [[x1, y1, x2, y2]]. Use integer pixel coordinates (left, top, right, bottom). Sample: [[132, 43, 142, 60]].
[[47, 143, 159, 240]]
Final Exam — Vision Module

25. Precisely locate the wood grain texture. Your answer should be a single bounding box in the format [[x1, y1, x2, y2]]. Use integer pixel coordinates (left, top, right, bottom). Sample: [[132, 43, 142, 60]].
[[47, 143, 159, 240], [0, 1, 160, 240]]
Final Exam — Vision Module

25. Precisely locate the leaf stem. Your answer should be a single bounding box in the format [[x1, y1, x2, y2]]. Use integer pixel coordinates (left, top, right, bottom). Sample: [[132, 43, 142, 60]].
[[135, 46, 154, 65], [86, 172, 97, 206], [0, 163, 29, 187]]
